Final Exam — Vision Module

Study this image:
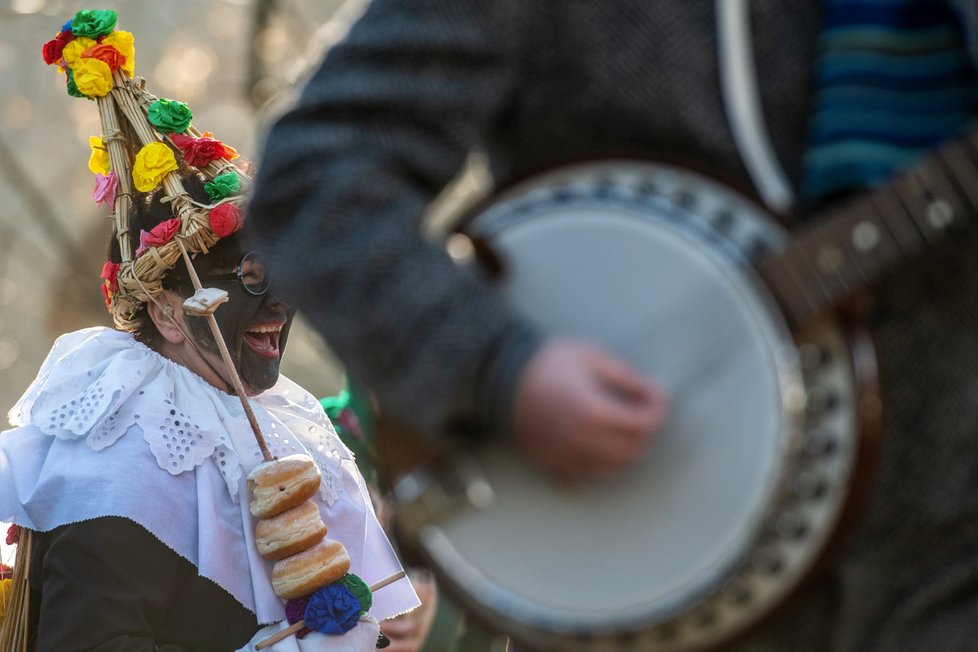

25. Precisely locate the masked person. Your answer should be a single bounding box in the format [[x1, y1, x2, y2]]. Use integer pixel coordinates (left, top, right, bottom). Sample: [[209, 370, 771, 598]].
[[246, 1, 978, 650], [0, 10, 418, 651]]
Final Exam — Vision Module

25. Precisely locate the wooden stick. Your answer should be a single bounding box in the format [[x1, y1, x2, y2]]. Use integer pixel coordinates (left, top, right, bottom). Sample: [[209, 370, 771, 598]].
[[175, 238, 274, 462], [254, 571, 408, 650], [369, 571, 408, 593]]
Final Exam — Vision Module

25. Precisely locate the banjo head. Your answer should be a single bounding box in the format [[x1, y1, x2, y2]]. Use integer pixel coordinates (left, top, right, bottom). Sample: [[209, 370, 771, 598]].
[[394, 162, 867, 651]]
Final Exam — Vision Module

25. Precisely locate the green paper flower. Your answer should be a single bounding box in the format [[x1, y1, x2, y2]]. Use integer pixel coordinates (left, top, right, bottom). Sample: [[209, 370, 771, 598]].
[[204, 172, 241, 202], [336, 573, 372, 616], [148, 98, 193, 134], [66, 69, 87, 99], [70, 9, 118, 39]]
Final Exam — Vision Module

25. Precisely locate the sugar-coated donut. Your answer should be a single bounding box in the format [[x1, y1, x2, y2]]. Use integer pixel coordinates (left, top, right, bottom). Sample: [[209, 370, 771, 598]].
[[248, 454, 321, 518], [255, 499, 328, 560], [271, 538, 351, 600]]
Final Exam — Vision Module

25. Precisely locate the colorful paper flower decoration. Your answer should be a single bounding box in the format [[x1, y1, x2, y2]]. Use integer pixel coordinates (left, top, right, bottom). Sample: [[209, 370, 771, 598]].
[[281, 573, 374, 637], [135, 217, 182, 257], [83, 44, 126, 73], [102, 31, 135, 77], [335, 573, 373, 616], [209, 203, 244, 237], [41, 10, 134, 97], [41, 30, 74, 66], [284, 597, 309, 625], [304, 584, 362, 635], [100, 260, 120, 308], [5, 524, 19, 546], [204, 172, 241, 202], [132, 142, 178, 192], [148, 98, 193, 134], [170, 133, 238, 167], [88, 136, 111, 175], [92, 171, 118, 208], [66, 69, 86, 98], [73, 58, 113, 97], [70, 9, 118, 39]]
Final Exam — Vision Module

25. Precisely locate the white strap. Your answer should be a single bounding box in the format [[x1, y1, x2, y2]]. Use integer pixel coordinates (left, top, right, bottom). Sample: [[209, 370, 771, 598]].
[[716, 0, 795, 213]]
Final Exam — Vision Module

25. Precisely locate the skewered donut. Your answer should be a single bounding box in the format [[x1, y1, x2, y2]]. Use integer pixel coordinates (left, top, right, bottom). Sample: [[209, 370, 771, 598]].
[[255, 499, 328, 560], [248, 454, 321, 518], [271, 538, 351, 600]]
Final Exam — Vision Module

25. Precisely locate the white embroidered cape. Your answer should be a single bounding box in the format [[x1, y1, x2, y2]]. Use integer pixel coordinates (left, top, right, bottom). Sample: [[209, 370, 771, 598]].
[[0, 327, 419, 649]]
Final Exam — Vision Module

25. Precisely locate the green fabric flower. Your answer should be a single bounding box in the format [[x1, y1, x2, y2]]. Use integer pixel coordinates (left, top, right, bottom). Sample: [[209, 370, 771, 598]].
[[204, 172, 241, 202], [336, 573, 373, 616], [66, 68, 87, 99], [147, 98, 193, 134], [70, 9, 118, 39]]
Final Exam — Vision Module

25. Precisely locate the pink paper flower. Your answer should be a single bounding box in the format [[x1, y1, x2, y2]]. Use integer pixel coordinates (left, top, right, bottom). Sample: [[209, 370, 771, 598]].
[[92, 171, 117, 208]]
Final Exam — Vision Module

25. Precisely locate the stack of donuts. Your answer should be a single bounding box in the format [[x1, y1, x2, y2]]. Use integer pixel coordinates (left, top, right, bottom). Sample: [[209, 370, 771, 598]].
[[248, 454, 351, 599]]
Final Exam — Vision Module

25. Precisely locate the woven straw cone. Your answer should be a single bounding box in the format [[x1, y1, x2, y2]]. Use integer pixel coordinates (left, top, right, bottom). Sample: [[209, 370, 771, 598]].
[[99, 72, 251, 332]]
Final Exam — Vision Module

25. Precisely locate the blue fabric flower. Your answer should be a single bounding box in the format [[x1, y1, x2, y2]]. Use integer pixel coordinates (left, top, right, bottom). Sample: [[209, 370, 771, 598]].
[[61, 18, 73, 34], [305, 584, 361, 635]]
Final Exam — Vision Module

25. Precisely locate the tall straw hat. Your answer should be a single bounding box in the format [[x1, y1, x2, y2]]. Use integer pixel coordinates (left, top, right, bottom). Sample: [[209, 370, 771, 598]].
[[41, 8, 252, 332]]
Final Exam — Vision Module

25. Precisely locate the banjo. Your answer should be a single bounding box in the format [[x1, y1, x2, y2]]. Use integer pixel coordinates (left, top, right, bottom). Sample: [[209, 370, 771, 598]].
[[389, 131, 978, 651]]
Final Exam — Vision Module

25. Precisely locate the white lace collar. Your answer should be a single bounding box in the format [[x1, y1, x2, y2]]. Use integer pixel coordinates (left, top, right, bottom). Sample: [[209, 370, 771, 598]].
[[9, 327, 350, 505]]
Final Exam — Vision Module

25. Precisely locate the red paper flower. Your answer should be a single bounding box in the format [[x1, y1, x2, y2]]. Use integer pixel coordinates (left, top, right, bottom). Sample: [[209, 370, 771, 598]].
[[101, 283, 112, 309], [42, 30, 74, 65], [5, 524, 19, 546], [0, 564, 11, 580], [209, 203, 244, 237], [170, 133, 237, 167], [144, 217, 181, 248], [135, 217, 181, 258], [201, 132, 238, 160], [100, 260, 120, 293], [81, 43, 125, 73]]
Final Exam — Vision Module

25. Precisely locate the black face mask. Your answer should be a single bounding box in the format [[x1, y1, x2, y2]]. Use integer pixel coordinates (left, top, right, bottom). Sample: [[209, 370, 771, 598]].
[[184, 285, 295, 392], [175, 241, 295, 393]]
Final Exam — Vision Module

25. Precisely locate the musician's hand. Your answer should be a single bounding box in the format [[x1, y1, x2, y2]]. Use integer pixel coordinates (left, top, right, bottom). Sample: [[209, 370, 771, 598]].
[[512, 338, 670, 478], [379, 618, 426, 652], [380, 570, 437, 652]]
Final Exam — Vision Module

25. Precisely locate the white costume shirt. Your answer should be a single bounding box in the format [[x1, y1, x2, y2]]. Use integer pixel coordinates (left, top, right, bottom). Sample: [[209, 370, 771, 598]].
[[0, 327, 419, 651]]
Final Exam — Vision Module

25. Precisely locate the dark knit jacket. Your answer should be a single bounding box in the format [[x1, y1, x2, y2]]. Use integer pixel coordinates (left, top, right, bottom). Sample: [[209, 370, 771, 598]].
[[247, 2, 978, 649]]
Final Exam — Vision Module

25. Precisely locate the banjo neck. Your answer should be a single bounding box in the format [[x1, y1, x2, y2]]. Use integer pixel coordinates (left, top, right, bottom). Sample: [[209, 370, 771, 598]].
[[759, 128, 978, 327]]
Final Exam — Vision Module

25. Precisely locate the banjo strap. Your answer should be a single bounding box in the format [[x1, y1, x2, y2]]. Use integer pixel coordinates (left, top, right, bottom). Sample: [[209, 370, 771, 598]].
[[799, 0, 978, 209]]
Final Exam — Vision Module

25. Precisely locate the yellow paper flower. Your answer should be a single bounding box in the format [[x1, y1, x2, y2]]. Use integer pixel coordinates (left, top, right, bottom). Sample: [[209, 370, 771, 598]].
[[0, 577, 12, 623], [133, 142, 178, 192], [102, 30, 135, 77], [73, 58, 113, 97], [88, 136, 111, 175], [61, 36, 96, 68]]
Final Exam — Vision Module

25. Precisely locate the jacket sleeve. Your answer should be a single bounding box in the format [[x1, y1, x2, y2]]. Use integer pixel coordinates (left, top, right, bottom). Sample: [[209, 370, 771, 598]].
[[246, 0, 543, 441]]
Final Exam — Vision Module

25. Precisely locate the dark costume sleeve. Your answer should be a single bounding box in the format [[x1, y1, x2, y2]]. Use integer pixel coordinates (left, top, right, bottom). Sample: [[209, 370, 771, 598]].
[[29, 516, 257, 651], [246, 0, 542, 441]]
